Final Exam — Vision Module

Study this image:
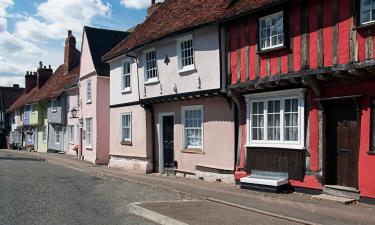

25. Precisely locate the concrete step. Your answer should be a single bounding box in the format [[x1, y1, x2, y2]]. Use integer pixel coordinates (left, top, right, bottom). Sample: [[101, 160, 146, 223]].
[[323, 185, 360, 200], [312, 194, 356, 205]]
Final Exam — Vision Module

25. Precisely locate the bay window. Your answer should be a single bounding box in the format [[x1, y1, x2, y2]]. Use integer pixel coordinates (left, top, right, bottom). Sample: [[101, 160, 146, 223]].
[[246, 89, 305, 149]]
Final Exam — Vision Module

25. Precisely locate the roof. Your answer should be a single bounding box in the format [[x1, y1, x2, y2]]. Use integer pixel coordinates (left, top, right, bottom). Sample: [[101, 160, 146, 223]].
[[84, 26, 129, 76], [0, 86, 25, 111], [31, 65, 80, 103], [103, 0, 282, 61], [7, 88, 38, 112]]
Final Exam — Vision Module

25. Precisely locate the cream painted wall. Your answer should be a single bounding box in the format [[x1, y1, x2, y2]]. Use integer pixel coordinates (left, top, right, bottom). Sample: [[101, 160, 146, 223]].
[[109, 57, 140, 105], [109, 104, 152, 158], [154, 97, 235, 172], [137, 25, 221, 99]]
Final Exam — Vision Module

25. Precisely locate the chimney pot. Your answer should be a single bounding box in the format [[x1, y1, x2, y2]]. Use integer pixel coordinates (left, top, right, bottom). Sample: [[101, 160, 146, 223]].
[[39, 61, 43, 68], [44, 66, 46, 69], [13, 84, 19, 88], [68, 30, 72, 36], [151, 0, 155, 5], [49, 65, 51, 69]]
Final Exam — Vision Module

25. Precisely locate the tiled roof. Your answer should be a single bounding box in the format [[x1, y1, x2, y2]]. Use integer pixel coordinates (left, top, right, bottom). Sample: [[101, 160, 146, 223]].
[[7, 88, 38, 112], [31, 65, 80, 103], [103, 0, 282, 61], [84, 26, 129, 76]]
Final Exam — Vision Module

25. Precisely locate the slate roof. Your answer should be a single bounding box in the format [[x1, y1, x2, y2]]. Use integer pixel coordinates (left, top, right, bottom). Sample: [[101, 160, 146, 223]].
[[103, 0, 283, 61], [84, 26, 129, 76]]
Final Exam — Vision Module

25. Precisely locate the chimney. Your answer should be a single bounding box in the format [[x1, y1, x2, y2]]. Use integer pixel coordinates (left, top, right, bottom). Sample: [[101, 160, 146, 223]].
[[37, 61, 53, 88], [64, 30, 80, 72], [25, 71, 37, 94], [147, 0, 161, 17], [13, 84, 20, 89]]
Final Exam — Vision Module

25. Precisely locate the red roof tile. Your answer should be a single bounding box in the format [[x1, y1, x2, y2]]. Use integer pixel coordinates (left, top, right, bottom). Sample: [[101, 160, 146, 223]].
[[103, 0, 282, 61]]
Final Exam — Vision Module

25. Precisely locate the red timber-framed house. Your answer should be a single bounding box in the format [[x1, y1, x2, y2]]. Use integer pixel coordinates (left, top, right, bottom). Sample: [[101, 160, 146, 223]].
[[224, 0, 375, 203]]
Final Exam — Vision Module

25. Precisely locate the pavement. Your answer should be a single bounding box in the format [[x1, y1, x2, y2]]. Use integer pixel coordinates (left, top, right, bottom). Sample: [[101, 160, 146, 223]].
[[1, 149, 375, 225]]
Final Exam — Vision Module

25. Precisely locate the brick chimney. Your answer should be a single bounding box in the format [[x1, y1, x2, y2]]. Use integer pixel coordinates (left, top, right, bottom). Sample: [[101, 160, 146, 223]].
[[147, 0, 161, 17], [37, 61, 53, 89], [64, 30, 80, 73], [25, 71, 37, 94]]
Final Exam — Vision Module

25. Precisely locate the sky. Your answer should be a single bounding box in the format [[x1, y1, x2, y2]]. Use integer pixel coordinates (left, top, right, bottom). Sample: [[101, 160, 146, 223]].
[[0, 0, 164, 87]]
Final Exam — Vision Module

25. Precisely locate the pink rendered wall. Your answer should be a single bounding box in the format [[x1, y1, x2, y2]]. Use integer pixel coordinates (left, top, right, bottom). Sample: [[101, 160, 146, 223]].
[[66, 87, 81, 155], [95, 76, 110, 164]]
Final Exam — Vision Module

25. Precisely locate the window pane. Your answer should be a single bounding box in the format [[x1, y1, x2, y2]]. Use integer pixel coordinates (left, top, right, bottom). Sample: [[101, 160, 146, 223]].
[[184, 109, 202, 147]]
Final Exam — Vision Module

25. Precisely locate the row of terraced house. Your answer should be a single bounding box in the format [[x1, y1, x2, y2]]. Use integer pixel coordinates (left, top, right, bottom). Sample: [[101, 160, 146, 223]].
[[7, 0, 375, 204]]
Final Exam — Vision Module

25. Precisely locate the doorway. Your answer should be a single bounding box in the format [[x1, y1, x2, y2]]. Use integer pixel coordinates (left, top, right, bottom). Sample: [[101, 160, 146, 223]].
[[159, 113, 175, 172], [325, 99, 360, 188]]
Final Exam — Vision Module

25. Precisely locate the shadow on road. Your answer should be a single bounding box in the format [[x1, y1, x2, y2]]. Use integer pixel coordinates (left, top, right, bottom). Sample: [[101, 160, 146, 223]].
[[0, 156, 45, 162]]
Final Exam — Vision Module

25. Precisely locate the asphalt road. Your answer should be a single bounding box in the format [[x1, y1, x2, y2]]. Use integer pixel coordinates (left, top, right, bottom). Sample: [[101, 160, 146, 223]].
[[0, 151, 184, 225]]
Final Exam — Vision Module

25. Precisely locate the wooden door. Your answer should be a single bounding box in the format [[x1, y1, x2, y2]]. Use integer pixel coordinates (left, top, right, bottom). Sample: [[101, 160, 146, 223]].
[[163, 116, 174, 168], [326, 100, 360, 188]]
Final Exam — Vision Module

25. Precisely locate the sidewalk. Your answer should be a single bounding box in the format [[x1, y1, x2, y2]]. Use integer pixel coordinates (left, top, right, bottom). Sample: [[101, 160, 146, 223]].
[[4, 149, 375, 225]]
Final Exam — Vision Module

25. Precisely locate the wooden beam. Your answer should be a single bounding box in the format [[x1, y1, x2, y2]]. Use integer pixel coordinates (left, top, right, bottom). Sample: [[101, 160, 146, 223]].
[[275, 79, 290, 86], [348, 68, 367, 77], [332, 70, 349, 78], [367, 67, 375, 75], [301, 76, 322, 97], [264, 82, 277, 88], [316, 73, 333, 80], [254, 84, 265, 90], [289, 77, 301, 84]]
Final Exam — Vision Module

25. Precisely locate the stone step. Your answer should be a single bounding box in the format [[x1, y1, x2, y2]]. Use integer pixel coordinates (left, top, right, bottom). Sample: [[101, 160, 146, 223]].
[[312, 194, 356, 205], [323, 185, 360, 200]]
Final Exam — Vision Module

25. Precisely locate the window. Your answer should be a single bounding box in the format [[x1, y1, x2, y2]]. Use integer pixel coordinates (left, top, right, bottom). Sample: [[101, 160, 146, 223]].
[[68, 126, 74, 144], [360, 0, 375, 25], [122, 61, 131, 92], [121, 113, 132, 142], [85, 118, 92, 147], [67, 95, 70, 110], [77, 90, 80, 107], [259, 11, 284, 50], [177, 36, 194, 71], [51, 99, 57, 112], [145, 50, 158, 81], [55, 125, 61, 144], [31, 105, 35, 114], [86, 79, 92, 103], [182, 106, 203, 149], [246, 89, 305, 149], [42, 126, 47, 143]]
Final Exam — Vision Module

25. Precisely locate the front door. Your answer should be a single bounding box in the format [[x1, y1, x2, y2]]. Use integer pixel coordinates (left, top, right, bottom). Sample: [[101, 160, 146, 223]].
[[162, 116, 174, 168], [325, 100, 360, 188]]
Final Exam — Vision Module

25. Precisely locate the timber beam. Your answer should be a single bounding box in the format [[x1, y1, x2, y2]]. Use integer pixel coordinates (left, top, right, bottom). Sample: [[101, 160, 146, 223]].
[[348, 68, 367, 77]]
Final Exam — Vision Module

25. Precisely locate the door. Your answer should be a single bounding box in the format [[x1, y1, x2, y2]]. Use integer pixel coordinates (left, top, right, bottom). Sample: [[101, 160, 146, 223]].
[[162, 116, 174, 168], [325, 100, 360, 188]]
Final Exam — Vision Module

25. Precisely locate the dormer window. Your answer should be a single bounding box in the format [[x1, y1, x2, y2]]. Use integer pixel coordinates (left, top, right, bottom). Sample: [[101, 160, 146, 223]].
[[122, 61, 131, 92], [145, 50, 158, 83], [360, 0, 375, 25], [259, 11, 284, 50], [177, 35, 195, 73]]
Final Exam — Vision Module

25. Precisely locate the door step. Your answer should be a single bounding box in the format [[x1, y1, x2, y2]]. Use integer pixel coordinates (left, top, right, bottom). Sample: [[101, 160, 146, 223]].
[[240, 171, 289, 193], [312, 194, 356, 205], [323, 185, 360, 200]]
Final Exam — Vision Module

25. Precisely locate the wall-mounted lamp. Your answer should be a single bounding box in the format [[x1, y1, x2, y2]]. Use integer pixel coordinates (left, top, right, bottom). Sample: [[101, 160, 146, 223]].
[[164, 54, 170, 65], [70, 108, 78, 118]]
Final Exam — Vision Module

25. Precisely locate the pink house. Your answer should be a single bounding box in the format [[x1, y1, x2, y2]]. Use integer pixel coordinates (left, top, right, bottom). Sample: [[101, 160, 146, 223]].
[[79, 26, 129, 164]]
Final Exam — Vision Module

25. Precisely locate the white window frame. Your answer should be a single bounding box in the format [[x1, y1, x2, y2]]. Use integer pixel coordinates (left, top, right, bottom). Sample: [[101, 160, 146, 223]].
[[360, 0, 375, 25], [181, 105, 204, 150], [51, 99, 57, 113], [259, 11, 284, 51], [177, 35, 195, 73], [85, 118, 93, 148], [121, 113, 132, 142], [86, 79, 92, 104], [55, 125, 61, 145], [144, 49, 159, 84], [121, 60, 131, 93], [246, 88, 305, 150], [42, 126, 47, 143]]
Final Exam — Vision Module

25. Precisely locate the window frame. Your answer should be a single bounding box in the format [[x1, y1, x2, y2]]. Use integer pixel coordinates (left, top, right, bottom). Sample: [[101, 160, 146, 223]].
[[258, 11, 285, 51], [177, 35, 195, 73], [246, 88, 305, 150], [85, 118, 93, 148], [121, 112, 132, 142], [121, 60, 131, 93], [55, 125, 61, 145], [181, 105, 204, 150], [86, 79, 92, 104], [359, 0, 375, 25], [51, 99, 57, 113], [144, 49, 159, 84]]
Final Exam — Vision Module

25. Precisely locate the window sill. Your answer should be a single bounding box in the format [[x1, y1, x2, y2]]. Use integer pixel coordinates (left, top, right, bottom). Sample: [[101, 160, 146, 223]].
[[181, 148, 204, 154], [368, 151, 375, 155], [178, 66, 196, 74], [121, 140, 132, 146], [258, 45, 289, 55], [51, 110, 57, 113], [245, 144, 305, 150], [86, 146, 93, 150], [144, 79, 160, 86], [354, 21, 375, 31], [121, 88, 131, 94], [86, 101, 92, 105]]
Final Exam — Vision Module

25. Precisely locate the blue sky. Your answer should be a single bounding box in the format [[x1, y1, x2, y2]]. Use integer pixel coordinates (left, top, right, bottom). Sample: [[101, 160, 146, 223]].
[[0, 0, 163, 87]]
